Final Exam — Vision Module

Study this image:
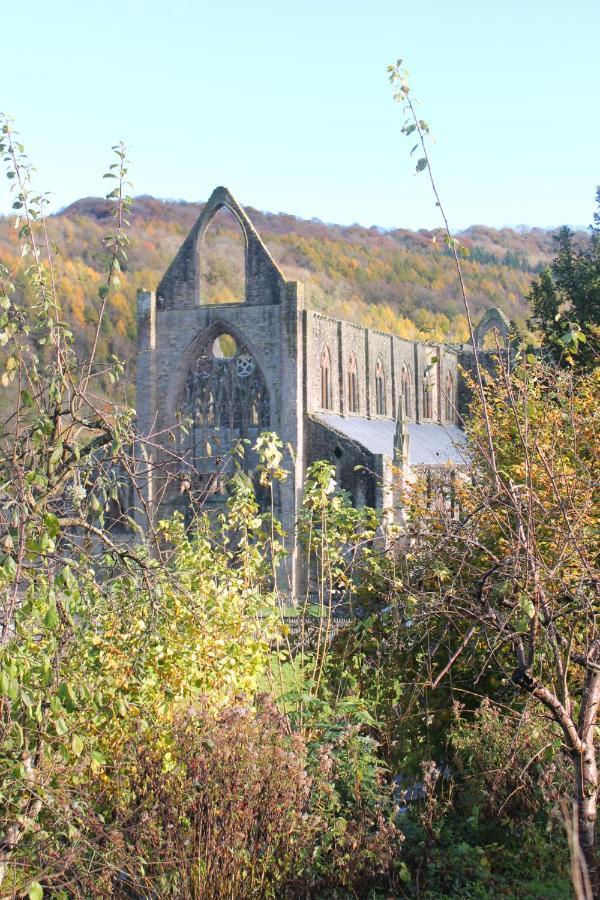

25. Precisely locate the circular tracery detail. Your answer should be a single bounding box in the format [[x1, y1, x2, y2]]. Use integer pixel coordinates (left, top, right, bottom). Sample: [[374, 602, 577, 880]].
[[236, 353, 255, 378]]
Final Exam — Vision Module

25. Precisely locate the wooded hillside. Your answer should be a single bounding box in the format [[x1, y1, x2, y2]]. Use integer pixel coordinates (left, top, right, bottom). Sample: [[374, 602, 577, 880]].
[[0, 194, 579, 395]]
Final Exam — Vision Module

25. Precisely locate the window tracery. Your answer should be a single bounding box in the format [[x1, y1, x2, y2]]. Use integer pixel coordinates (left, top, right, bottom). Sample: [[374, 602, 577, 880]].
[[184, 332, 269, 436]]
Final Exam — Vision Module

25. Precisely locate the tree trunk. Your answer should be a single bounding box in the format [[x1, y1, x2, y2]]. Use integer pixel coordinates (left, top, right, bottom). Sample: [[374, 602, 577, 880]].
[[574, 747, 598, 895], [575, 658, 600, 896], [512, 660, 599, 894]]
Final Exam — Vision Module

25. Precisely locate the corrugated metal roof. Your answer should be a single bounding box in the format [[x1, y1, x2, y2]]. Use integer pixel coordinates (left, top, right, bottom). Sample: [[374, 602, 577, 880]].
[[313, 414, 468, 466]]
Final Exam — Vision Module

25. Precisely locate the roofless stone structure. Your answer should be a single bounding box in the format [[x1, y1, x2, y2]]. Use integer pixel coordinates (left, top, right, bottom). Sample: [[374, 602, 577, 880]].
[[136, 187, 505, 595]]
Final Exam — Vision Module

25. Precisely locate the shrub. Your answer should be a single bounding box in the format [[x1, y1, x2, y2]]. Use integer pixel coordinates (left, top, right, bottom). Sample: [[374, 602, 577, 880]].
[[97, 696, 313, 898], [52, 695, 403, 898]]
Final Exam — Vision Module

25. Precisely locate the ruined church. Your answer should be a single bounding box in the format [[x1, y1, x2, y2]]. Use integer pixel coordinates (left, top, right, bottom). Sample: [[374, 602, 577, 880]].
[[136, 187, 509, 592]]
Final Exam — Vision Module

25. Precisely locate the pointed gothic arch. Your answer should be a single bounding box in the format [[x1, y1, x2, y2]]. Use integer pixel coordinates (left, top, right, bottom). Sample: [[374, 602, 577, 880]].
[[347, 351, 359, 413], [173, 322, 271, 474], [156, 186, 285, 308], [199, 205, 247, 305], [473, 307, 511, 350], [321, 345, 332, 410], [400, 364, 412, 418], [375, 356, 386, 416], [183, 331, 269, 431]]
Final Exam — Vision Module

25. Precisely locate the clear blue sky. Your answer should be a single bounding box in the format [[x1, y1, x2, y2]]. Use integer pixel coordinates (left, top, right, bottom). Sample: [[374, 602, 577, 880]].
[[2, 0, 598, 229]]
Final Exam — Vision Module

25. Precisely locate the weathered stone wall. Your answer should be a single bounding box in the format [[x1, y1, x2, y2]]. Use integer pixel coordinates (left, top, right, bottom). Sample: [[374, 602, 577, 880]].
[[304, 310, 459, 424], [136, 187, 305, 591], [305, 417, 378, 509], [156, 186, 285, 309]]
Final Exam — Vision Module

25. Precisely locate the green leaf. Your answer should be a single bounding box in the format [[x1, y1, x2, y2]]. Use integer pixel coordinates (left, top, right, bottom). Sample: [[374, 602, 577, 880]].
[[0, 671, 10, 697], [90, 749, 107, 772], [44, 604, 59, 629], [3, 555, 17, 577], [54, 717, 69, 736], [49, 443, 63, 467], [43, 512, 60, 538], [28, 882, 43, 900], [72, 734, 84, 757], [20, 388, 34, 407], [518, 594, 536, 619], [398, 862, 411, 884]]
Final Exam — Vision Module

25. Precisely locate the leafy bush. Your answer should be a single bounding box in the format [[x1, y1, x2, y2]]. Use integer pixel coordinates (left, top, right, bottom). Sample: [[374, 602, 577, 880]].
[[72, 696, 313, 897], [47, 695, 403, 898], [301, 695, 404, 896], [450, 699, 570, 820]]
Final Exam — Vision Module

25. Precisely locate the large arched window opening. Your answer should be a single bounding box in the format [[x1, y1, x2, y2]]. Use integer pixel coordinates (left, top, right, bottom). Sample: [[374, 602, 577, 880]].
[[375, 357, 386, 416], [321, 346, 332, 410], [199, 206, 246, 305], [183, 329, 269, 445], [400, 364, 412, 417], [347, 352, 359, 413], [445, 372, 454, 421]]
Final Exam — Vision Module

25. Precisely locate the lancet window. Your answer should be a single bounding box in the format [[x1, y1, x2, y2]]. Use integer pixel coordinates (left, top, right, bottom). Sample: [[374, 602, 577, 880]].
[[347, 352, 359, 413], [422, 364, 436, 419], [400, 364, 412, 417], [375, 357, 386, 415], [321, 346, 332, 410]]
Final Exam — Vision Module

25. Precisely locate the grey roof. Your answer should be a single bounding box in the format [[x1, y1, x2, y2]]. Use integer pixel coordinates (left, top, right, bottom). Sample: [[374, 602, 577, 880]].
[[313, 414, 468, 466]]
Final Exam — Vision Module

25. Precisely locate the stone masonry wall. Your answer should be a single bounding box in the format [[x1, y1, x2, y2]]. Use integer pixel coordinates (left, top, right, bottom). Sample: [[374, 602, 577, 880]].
[[304, 310, 459, 424]]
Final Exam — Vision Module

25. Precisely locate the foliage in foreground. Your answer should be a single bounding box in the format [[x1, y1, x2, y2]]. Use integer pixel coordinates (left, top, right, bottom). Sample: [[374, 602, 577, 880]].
[[391, 358, 598, 893]]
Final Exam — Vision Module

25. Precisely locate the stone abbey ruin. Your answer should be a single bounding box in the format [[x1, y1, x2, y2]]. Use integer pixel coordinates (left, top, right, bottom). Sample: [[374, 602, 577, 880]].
[[135, 187, 509, 593]]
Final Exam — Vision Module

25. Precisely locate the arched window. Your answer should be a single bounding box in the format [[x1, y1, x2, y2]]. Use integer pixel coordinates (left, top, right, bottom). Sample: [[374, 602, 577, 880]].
[[400, 364, 412, 417], [321, 346, 332, 410], [422, 364, 435, 419], [347, 352, 359, 413], [445, 372, 454, 421], [375, 357, 386, 416], [184, 330, 269, 440]]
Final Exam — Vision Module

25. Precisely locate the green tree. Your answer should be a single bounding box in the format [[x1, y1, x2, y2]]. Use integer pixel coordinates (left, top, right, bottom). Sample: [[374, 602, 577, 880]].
[[397, 360, 600, 894], [529, 191, 600, 367], [390, 62, 599, 896]]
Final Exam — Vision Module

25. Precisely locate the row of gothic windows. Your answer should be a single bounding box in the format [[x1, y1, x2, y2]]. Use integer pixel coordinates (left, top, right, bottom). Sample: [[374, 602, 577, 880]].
[[321, 347, 388, 414], [320, 346, 455, 421]]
